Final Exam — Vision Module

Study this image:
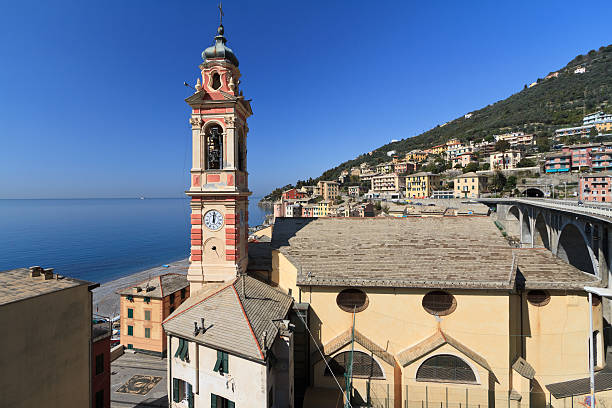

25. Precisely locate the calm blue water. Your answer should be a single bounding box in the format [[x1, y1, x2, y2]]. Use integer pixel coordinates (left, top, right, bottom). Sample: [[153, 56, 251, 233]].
[[0, 198, 271, 283]]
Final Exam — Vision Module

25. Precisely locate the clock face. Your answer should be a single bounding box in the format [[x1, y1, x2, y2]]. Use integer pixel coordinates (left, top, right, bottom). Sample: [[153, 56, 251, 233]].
[[204, 210, 224, 231]]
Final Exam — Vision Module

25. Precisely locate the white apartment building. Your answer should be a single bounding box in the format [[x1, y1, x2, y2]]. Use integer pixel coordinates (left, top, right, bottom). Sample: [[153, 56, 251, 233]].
[[494, 132, 534, 146], [489, 150, 522, 170], [163, 277, 293, 408]]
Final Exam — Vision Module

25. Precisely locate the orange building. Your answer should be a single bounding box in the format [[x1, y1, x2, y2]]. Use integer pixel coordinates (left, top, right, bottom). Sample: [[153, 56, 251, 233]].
[[118, 273, 189, 356]]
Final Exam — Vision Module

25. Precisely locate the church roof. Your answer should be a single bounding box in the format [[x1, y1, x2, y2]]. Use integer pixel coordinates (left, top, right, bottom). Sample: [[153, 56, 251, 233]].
[[162, 276, 292, 363], [270, 217, 602, 291], [202, 24, 239, 67]]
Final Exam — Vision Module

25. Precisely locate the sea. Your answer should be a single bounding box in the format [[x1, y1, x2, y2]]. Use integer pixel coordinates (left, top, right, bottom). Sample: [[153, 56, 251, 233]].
[[0, 198, 272, 283]]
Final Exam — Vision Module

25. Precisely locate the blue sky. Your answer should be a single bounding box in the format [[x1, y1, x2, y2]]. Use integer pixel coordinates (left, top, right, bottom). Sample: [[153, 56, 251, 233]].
[[0, 0, 610, 198]]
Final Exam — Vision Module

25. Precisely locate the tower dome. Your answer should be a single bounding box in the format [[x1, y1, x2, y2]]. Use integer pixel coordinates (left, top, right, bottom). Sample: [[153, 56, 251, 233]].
[[202, 24, 239, 67]]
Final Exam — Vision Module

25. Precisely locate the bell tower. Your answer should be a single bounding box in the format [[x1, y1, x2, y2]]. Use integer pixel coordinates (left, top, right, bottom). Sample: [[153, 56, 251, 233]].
[[185, 16, 252, 293]]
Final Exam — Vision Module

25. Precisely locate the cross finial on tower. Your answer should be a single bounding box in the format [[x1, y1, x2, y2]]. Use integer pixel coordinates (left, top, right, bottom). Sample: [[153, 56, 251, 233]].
[[218, 1, 224, 25]]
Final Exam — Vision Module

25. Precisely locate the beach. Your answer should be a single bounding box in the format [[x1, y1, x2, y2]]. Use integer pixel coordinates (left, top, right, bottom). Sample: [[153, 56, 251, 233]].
[[92, 258, 189, 318]]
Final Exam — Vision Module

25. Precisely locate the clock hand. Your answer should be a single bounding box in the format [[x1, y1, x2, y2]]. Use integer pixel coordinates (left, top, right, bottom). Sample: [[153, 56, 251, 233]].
[[212, 213, 216, 223]]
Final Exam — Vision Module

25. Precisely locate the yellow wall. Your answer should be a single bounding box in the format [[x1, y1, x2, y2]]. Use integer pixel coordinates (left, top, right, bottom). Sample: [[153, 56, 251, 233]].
[[271, 256, 602, 406], [0, 285, 92, 408]]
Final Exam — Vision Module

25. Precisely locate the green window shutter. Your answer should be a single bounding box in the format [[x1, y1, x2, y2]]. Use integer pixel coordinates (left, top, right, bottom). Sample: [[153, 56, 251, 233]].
[[145, 310, 150, 320], [145, 328, 150, 338], [228, 400, 235, 408], [173, 378, 180, 403], [213, 351, 222, 372], [211, 394, 217, 408], [127, 325, 133, 336], [180, 340, 189, 361], [222, 352, 229, 374], [187, 383, 194, 408], [174, 338, 184, 358], [127, 308, 133, 318]]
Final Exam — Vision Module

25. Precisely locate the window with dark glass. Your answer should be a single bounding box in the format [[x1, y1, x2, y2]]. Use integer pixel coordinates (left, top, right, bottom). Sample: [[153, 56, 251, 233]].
[[526, 290, 550, 306], [336, 288, 369, 313], [416, 354, 477, 383], [127, 325, 133, 336], [422, 291, 457, 316], [95, 353, 104, 375], [211, 393, 235, 408], [170, 293, 175, 304], [181, 288, 186, 299], [95, 390, 104, 408], [324, 351, 384, 378], [206, 125, 223, 170], [127, 308, 133, 318]]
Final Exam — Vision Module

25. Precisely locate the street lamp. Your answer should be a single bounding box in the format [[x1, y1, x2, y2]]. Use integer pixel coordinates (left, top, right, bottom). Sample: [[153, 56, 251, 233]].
[[584, 286, 612, 407]]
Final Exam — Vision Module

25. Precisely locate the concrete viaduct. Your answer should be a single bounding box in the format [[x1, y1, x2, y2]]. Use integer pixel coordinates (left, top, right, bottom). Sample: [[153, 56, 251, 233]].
[[480, 198, 612, 292]]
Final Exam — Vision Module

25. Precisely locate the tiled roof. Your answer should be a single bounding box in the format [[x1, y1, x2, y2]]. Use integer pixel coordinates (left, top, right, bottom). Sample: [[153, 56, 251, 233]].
[[117, 273, 188, 299], [162, 276, 292, 362], [0, 268, 96, 306], [546, 367, 612, 398], [271, 217, 516, 289], [396, 329, 492, 372], [248, 242, 272, 272], [312, 328, 395, 366], [271, 217, 603, 291], [515, 249, 602, 290], [512, 357, 535, 379]]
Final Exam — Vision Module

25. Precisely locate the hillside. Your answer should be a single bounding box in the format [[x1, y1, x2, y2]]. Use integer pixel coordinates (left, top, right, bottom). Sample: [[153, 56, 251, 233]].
[[263, 44, 612, 201]]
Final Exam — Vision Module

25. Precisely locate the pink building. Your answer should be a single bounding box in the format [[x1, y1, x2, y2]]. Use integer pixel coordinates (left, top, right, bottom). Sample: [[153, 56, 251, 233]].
[[591, 145, 612, 172], [580, 174, 612, 202], [569, 144, 594, 171], [393, 161, 416, 174]]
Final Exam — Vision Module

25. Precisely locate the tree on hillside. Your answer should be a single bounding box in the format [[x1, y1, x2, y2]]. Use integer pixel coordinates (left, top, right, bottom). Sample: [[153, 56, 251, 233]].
[[492, 171, 507, 193], [495, 140, 511, 152], [516, 158, 536, 168], [536, 137, 551, 152], [463, 162, 479, 173], [590, 127, 599, 137], [480, 163, 490, 171]]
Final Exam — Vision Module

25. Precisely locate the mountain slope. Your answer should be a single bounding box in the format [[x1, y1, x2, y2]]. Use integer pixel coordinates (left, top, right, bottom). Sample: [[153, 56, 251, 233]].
[[264, 44, 612, 201]]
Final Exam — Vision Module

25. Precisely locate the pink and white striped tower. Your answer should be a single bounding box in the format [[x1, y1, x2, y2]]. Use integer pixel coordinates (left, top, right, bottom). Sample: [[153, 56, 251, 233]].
[[185, 21, 252, 293]]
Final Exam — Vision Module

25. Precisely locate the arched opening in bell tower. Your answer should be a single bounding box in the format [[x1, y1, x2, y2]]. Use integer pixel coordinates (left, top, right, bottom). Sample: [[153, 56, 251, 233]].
[[205, 124, 223, 170]]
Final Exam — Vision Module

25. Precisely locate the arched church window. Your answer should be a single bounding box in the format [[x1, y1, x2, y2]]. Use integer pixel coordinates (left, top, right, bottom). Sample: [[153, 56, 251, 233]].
[[205, 125, 223, 170], [324, 351, 384, 378], [416, 354, 477, 383], [211, 72, 222, 90]]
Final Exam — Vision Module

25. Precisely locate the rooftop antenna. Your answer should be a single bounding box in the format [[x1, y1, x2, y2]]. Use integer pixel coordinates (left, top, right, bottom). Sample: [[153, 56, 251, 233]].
[[184, 81, 196, 91]]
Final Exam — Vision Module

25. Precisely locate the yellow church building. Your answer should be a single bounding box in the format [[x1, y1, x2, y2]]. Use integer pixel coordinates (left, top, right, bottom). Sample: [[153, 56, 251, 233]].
[[265, 216, 605, 408]]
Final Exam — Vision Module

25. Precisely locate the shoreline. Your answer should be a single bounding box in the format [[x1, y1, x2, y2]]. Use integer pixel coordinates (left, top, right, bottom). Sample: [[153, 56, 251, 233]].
[[92, 258, 189, 318]]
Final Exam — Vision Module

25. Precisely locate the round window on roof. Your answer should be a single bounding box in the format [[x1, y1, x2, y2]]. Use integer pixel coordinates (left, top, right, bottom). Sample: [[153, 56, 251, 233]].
[[422, 291, 457, 316], [336, 289, 369, 313], [527, 290, 550, 307]]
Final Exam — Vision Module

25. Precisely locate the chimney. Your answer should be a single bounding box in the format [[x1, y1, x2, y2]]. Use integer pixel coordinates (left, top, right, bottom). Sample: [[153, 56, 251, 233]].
[[133, 287, 142, 294], [29, 266, 42, 278], [42, 268, 54, 280]]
